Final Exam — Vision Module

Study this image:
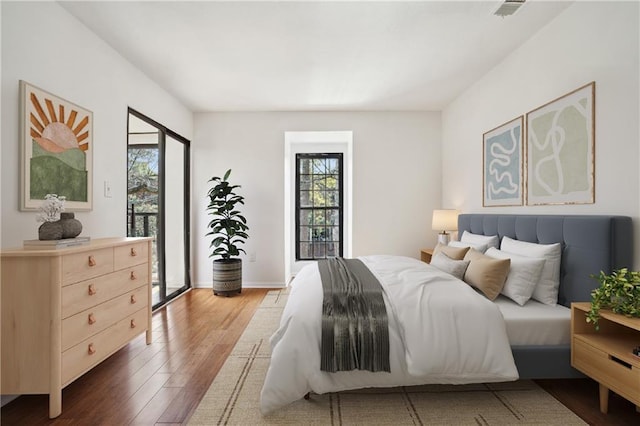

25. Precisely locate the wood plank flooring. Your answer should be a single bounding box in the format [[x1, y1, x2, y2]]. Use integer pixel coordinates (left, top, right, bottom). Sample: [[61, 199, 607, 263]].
[[2, 287, 639, 425]]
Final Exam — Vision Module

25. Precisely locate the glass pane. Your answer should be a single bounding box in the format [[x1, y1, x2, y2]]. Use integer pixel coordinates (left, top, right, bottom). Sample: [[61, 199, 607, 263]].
[[299, 175, 311, 190], [326, 242, 338, 257], [164, 134, 186, 301], [313, 191, 326, 207], [299, 158, 312, 174], [326, 176, 338, 190], [313, 210, 325, 225], [299, 210, 312, 226], [313, 243, 326, 258], [312, 158, 325, 174], [332, 227, 341, 242], [313, 175, 327, 191], [312, 226, 326, 241], [299, 242, 311, 259], [299, 190, 312, 207], [326, 191, 339, 207], [327, 158, 339, 174], [299, 226, 311, 241], [326, 209, 340, 226]]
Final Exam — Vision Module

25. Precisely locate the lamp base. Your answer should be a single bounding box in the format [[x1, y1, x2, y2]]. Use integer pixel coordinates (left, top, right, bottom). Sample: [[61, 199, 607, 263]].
[[437, 233, 450, 245]]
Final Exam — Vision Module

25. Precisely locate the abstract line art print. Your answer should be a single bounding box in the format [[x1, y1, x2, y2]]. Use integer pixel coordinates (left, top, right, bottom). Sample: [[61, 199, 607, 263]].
[[526, 82, 595, 205], [483, 116, 523, 207], [20, 81, 93, 211]]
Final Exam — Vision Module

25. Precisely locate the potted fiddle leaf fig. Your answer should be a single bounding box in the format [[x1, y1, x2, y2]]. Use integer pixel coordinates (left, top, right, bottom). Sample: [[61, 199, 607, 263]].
[[206, 169, 249, 296], [586, 268, 640, 330]]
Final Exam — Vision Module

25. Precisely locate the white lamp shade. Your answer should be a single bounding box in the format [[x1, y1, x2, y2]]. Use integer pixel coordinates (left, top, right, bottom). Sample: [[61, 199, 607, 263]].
[[432, 209, 459, 232]]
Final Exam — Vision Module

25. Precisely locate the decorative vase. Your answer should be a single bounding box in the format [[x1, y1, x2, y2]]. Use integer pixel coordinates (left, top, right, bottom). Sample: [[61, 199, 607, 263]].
[[212, 258, 242, 296], [38, 221, 64, 240], [59, 212, 83, 239]]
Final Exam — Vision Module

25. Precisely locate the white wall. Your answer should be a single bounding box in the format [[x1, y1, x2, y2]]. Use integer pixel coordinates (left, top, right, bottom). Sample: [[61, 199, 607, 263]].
[[442, 1, 640, 266], [1, 1, 193, 248], [193, 111, 441, 287]]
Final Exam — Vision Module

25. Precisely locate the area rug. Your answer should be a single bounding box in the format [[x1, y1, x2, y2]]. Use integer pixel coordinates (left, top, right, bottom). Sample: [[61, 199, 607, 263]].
[[188, 289, 586, 425]]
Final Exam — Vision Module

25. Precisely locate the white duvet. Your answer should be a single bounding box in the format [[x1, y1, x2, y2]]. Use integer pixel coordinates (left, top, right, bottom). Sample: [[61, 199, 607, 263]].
[[260, 255, 518, 414]]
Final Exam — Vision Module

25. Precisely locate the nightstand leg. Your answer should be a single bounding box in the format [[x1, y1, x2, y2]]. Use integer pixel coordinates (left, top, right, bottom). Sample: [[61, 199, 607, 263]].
[[598, 383, 609, 414]]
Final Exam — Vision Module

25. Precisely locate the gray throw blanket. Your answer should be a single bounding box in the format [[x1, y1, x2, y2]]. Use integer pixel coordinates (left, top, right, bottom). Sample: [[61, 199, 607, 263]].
[[318, 257, 390, 373]]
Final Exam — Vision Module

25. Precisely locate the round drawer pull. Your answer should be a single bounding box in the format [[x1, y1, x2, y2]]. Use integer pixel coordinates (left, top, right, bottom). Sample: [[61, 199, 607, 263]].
[[130, 294, 137, 304], [88, 256, 96, 267], [130, 319, 136, 329], [88, 343, 96, 355], [130, 271, 137, 280], [88, 284, 97, 296], [130, 247, 137, 257], [88, 313, 96, 325]]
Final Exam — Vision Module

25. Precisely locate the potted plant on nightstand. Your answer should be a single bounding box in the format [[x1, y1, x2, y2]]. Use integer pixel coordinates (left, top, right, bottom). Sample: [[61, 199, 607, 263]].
[[206, 169, 249, 296], [586, 268, 640, 330]]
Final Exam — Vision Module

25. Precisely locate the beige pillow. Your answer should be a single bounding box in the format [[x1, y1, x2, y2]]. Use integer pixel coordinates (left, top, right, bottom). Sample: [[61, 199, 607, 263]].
[[433, 243, 469, 260], [463, 249, 511, 300]]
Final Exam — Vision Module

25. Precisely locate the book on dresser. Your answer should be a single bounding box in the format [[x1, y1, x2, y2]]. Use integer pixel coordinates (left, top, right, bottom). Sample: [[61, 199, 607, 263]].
[[23, 236, 91, 249]]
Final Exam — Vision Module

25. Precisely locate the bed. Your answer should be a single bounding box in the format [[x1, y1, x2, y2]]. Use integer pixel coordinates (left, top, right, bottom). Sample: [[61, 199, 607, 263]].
[[260, 214, 633, 414]]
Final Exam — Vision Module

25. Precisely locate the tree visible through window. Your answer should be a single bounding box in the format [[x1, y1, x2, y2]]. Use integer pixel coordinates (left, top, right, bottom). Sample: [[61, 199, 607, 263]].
[[296, 153, 343, 260]]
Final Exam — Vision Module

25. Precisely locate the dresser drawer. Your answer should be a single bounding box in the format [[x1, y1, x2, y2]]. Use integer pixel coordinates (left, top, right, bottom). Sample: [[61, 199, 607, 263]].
[[61, 307, 148, 386], [573, 338, 640, 404], [61, 264, 149, 319], [62, 285, 148, 351], [114, 242, 149, 270], [62, 248, 114, 285]]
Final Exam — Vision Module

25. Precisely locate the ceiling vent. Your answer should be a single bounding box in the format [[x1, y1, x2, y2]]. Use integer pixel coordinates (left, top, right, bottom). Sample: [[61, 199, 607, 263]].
[[494, 0, 526, 17]]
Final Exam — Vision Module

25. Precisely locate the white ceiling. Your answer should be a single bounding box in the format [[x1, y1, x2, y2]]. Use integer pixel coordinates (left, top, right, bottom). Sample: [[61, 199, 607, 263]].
[[59, 1, 573, 112]]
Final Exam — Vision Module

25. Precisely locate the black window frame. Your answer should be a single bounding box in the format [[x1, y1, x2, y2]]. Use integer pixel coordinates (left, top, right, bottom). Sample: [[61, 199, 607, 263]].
[[295, 153, 344, 260]]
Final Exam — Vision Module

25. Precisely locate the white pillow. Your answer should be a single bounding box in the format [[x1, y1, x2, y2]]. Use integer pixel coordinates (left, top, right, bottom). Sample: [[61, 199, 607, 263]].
[[449, 240, 489, 254], [460, 231, 500, 249], [500, 236, 562, 306], [430, 252, 470, 280], [484, 247, 545, 306]]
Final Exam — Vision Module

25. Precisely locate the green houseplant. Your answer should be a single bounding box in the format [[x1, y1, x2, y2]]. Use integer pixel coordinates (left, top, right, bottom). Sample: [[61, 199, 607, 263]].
[[586, 268, 640, 330], [206, 169, 249, 296]]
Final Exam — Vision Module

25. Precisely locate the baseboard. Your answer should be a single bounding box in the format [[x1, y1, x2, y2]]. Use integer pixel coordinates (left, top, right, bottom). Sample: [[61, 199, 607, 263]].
[[193, 282, 285, 289]]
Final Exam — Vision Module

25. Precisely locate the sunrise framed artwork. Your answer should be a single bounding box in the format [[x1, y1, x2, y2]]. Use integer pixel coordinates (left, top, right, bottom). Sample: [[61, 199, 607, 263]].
[[483, 116, 523, 207], [20, 81, 93, 211]]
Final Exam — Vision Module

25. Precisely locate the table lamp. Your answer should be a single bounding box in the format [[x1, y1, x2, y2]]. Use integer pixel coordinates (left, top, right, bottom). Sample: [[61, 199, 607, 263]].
[[432, 209, 459, 245]]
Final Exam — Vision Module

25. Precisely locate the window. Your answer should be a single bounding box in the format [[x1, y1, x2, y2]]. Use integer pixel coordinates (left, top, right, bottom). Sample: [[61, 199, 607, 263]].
[[295, 153, 343, 260]]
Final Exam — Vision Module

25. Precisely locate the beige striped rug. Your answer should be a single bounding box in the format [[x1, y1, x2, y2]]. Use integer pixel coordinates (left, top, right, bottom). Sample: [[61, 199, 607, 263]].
[[189, 289, 586, 425]]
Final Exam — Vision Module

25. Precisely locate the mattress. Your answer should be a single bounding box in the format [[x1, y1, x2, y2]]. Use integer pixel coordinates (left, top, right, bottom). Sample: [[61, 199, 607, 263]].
[[493, 295, 571, 346]]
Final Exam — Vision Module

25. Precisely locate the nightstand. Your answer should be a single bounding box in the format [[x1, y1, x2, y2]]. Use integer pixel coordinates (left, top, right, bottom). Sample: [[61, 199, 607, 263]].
[[571, 302, 640, 414], [420, 248, 434, 263]]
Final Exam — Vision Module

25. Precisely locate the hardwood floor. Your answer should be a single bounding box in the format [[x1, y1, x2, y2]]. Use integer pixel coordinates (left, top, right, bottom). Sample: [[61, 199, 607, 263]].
[[1, 288, 268, 425], [2, 287, 639, 425]]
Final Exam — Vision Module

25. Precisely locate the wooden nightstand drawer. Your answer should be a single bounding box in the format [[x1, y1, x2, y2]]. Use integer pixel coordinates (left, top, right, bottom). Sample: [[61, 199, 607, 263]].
[[61, 264, 149, 319], [62, 248, 114, 285], [62, 285, 148, 351], [573, 337, 640, 405], [114, 242, 149, 270]]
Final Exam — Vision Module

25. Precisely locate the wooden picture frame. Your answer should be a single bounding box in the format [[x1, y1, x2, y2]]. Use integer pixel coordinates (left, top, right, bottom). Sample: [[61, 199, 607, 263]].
[[483, 116, 523, 207], [20, 81, 93, 211], [525, 82, 595, 205]]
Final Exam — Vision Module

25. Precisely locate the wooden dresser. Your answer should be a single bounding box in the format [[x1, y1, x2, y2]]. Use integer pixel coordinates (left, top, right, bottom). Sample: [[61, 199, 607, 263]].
[[1, 237, 153, 418]]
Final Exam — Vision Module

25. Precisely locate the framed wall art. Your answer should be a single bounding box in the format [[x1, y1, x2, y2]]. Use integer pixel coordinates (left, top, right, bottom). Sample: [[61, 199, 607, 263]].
[[526, 82, 595, 205], [20, 81, 93, 211], [483, 116, 523, 207]]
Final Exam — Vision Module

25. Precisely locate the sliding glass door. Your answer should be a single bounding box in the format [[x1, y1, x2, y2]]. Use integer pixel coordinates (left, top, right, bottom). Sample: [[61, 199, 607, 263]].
[[127, 109, 190, 308]]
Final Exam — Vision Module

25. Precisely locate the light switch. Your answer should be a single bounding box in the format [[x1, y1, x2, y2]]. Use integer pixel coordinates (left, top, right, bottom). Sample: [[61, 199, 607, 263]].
[[104, 181, 113, 198]]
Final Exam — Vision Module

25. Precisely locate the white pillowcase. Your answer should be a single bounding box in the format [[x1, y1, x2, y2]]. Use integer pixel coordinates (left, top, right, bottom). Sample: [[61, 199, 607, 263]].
[[500, 236, 562, 306], [430, 252, 470, 280], [460, 231, 500, 249], [484, 247, 545, 306], [449, 240, 489, 254]]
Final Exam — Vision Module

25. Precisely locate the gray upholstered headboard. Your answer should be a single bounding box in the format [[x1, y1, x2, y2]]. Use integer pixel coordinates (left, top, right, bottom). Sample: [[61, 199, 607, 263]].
[[458, 214, 633, 307]]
